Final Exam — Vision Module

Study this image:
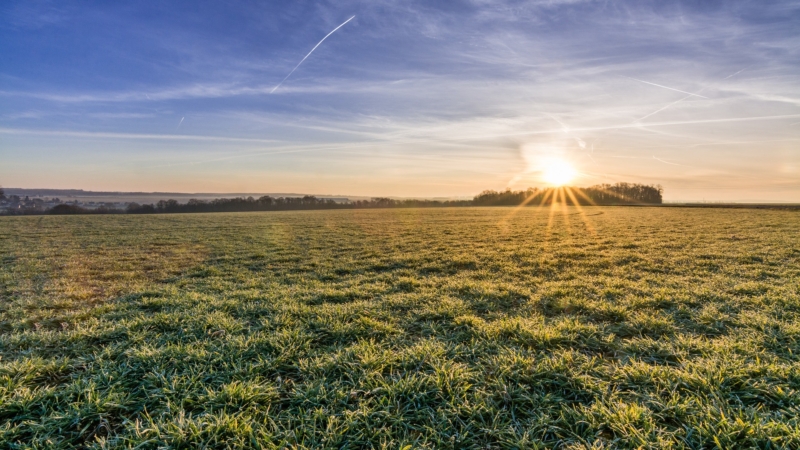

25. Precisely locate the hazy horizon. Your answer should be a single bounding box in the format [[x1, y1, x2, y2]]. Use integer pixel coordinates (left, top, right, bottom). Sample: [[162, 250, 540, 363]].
[[1, 1, 798, 202], [5, 185, 799, 205]]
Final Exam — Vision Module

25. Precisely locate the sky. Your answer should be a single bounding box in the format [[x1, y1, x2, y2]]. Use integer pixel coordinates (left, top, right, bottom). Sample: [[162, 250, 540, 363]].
[[1, 0, 798, 202]]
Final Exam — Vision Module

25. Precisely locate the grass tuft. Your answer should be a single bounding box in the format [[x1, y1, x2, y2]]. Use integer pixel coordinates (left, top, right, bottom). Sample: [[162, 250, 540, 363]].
[[1, 207, 799, 448]]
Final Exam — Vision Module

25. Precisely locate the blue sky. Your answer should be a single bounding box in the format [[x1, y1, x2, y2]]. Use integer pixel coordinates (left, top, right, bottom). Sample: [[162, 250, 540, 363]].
[[1, 0, 798, 201]]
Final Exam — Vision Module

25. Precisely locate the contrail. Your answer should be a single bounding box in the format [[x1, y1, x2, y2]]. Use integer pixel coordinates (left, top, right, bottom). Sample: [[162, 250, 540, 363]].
[[585, 144, 598, 164], [633, 68, 745, 123], [178, 117, 184, 128], [635, 94, 694, 123], [622, 76, 708, 98], [270, 15, 355, 94], [653, 155, 681, 166], [546, 113, 570, 132], [723, 67, 747, 80]]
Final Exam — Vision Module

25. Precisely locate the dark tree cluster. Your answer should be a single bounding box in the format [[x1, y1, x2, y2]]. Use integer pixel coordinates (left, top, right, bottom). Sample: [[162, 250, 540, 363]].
[[473, 188, 541, 206], [349, 198, 471, 209], [122, 195, 472, 214], [583, 183, 664, 204], [49, 204, 124, 215], [474, 183, 663, 206], [126, 195, 342, 214]]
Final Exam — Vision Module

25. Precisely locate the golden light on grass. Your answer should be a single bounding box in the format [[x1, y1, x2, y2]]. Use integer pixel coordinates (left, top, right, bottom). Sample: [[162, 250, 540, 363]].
[[541, 158, 577, 186]]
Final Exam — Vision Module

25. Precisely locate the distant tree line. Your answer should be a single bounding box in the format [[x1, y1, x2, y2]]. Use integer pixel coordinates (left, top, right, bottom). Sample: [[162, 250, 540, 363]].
[[49, 204, 123, 215], [123, 195, 473, 214], [0, 183, 663, 216], [474, 183, 663, 206], [127, 196, 342, 214]]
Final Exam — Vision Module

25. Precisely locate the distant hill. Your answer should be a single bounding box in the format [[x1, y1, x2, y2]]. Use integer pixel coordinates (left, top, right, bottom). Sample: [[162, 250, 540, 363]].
[[2, 188, 357, 203], [2, 188, 471, 203]]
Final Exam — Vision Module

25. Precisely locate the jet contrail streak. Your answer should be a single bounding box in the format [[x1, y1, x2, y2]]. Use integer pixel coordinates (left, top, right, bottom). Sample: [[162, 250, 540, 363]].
[[546, 113, 570, 132], [635, 94, 694, 123], [270, 15, 355, 94], [178, 117, 184, 128], [622, 76, 708, 99], [723, 67, 747, 80], [653, 155, 681, 166], [634, 68, 746, 123]]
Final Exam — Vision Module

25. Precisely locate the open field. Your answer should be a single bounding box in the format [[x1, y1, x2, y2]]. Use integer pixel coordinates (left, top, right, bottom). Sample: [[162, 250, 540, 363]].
[[1, 207, 800, 448]]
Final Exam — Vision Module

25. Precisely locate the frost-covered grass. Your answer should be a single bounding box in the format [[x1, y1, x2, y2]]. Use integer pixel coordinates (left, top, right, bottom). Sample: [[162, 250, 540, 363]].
[[1, 207, 799, 448]]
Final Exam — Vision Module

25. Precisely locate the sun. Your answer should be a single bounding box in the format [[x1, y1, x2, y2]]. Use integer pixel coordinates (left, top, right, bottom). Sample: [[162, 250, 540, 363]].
[[541, 158, 577, 186]]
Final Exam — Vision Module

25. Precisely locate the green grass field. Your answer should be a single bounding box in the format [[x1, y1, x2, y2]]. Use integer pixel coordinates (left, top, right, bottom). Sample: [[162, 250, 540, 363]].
[[1, 207, 799, 449]]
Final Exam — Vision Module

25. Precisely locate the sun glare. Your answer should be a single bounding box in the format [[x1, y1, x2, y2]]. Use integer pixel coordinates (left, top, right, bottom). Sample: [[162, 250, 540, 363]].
[[541, 158, 577, 186]]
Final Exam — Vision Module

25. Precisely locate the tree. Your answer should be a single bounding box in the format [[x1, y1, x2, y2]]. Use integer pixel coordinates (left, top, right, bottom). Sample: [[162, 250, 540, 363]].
[[156, 199, 179, 212], [50, 204, 87, 214], [0, 185, 5, 200]]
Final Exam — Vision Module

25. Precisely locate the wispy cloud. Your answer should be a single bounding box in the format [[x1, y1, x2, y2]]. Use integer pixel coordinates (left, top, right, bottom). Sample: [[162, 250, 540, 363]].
[[0, 127, 281, 144], [1, 0, 798, 199]]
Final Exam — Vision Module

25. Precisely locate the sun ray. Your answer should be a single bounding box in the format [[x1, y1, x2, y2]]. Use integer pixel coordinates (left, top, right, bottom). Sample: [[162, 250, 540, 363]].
[[570, 187, 598, 207], [590, 187, 641, 205], [541, 188, 557, 208], [500, 181, 605, 246], [499, 188, 545, 227], [545, 188, 562, 241], [564, 186, 598, 237], [558, 188, 576, 242]]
